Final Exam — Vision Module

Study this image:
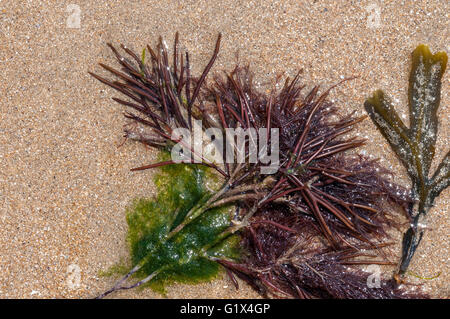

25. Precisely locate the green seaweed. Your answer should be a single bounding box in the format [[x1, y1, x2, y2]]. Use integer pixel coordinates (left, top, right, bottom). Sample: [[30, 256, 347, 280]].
[[99, 259, 130, 277], [140, 48, 146, 77], [364, 44, 448, 278], [98, 154, 239, 297]]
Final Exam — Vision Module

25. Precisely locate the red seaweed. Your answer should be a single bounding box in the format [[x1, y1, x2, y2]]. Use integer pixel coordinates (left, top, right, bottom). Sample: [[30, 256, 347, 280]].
[[90, 34, 427, 299]]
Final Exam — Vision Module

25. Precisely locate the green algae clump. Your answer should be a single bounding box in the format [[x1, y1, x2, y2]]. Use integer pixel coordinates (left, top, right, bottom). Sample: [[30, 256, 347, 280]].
[[103, 157, 240, 296]]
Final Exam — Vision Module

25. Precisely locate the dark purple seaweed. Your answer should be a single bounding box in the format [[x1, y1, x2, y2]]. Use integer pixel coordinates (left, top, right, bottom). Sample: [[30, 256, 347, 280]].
[[90, 34, 427, 298]]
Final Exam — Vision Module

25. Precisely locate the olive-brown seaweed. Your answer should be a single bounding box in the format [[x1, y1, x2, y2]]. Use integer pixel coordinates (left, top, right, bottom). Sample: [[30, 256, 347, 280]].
[[364, 45, 448, 279]]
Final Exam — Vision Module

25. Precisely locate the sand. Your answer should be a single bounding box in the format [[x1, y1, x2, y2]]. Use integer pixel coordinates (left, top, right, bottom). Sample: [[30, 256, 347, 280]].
[[0, 0, 448, 298]]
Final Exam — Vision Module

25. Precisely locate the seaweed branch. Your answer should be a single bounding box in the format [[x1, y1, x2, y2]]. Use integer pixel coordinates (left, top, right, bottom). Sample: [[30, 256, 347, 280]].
[[364, 45, 448, 278]]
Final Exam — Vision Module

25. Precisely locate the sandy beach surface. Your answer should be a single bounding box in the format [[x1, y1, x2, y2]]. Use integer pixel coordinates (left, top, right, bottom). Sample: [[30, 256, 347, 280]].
[[0, 0, 448, 298]]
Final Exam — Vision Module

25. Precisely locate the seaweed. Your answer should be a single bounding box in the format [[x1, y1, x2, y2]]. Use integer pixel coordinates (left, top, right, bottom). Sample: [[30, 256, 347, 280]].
[[97, 158, 240, 298], [221, 210, 423, 299], [364, 45, 448, 278], [90, 34, 426, 298]]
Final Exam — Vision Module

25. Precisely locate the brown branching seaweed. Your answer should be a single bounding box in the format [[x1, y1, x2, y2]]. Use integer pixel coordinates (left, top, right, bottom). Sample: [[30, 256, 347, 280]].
[[90, 33, 426, 298], [364, 45, 448, 279]]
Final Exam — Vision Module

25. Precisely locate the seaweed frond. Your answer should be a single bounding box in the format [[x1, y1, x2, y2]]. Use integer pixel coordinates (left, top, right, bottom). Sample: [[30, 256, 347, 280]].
[[364, 44, 448, 278]]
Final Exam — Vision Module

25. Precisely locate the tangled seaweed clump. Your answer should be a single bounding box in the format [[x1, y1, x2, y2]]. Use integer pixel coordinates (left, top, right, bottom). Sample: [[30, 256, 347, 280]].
[[90, 33, 430, 298]]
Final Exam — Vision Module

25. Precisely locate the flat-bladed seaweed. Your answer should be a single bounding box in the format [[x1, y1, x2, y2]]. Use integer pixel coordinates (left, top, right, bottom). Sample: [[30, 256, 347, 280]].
[[364, 45, 448, 279]]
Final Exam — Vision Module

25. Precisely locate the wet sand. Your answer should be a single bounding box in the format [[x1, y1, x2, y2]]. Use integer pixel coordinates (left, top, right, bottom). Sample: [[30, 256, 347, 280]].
[[0, 0, 448, 298]]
